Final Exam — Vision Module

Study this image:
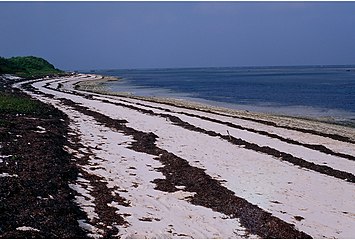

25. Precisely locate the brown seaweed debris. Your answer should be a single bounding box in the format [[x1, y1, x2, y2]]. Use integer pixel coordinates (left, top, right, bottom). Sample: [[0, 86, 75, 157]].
[[52, 97, 311, 239], [0, 90, 87, 238]]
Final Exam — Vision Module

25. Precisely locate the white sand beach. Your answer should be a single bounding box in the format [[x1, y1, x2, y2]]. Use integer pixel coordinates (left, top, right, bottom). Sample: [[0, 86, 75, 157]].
[[14, 74, 355, 238]]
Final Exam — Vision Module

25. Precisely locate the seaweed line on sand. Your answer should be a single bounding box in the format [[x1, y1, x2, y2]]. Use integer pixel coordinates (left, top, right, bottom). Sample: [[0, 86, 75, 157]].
[[51, 96, 311, 239], [49, 83, 355, 184]]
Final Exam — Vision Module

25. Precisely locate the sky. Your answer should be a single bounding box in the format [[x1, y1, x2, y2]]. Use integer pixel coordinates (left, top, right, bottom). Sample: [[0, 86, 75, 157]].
[[1, 1, 355, 70]]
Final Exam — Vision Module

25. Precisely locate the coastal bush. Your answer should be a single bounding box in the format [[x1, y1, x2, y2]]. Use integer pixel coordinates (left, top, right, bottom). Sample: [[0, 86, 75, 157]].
[[0, 56, 63, 78]]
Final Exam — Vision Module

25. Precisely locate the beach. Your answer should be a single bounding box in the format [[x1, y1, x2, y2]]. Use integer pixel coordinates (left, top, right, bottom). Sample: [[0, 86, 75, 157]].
[[13, 74, 355, 238]]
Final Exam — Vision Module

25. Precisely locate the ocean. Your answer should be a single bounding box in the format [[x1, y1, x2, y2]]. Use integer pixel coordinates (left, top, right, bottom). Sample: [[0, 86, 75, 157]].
[[86, 66, 355, 124]]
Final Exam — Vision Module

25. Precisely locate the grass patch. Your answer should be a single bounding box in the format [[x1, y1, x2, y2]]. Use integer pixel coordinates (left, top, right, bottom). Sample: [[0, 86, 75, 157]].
[[0, 93, 43, 115]]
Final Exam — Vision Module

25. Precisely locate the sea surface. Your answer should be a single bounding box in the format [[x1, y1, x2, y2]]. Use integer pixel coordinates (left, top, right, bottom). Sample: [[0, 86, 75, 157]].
[[85, 66, 355, 125]]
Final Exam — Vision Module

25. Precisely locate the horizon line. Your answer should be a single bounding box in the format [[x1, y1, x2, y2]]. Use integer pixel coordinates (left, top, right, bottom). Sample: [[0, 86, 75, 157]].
[[73, 63, 355, 72]]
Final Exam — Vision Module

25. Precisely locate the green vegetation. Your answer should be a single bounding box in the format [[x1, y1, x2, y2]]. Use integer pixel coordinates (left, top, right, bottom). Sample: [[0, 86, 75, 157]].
[[0, 92, 63, 117], [0, 56, 65, 116], [0, 93, 43, 114], [0, 56, 64, 78], [0, 92, 63, 118]]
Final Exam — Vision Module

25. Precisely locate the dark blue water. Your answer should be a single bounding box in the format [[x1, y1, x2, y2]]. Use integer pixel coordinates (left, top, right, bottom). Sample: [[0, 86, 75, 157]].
[[87, 66, 355, 123]]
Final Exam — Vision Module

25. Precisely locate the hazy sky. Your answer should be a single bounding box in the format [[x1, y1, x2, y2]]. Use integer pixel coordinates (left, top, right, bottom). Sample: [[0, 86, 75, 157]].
[[1, 2, 355, 70]]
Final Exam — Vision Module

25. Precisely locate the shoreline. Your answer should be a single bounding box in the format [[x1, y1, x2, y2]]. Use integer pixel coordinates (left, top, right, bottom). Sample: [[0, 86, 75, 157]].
[[75, 74, 355, 138], [76, 73, 355, 128]]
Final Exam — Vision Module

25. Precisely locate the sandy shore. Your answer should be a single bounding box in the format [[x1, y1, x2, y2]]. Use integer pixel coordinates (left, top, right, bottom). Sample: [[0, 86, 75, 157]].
[[14, 74, 355, 238], [76, 74, 355, 139]]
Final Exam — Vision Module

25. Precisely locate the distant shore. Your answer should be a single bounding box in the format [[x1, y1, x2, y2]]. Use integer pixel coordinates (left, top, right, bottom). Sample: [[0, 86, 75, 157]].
[[74, 74, 120, 92]]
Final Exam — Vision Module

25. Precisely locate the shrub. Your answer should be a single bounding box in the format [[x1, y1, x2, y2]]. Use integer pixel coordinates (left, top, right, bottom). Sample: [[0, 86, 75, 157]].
[[0, 56, 63, 78]]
